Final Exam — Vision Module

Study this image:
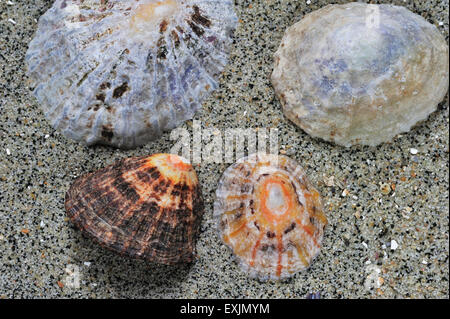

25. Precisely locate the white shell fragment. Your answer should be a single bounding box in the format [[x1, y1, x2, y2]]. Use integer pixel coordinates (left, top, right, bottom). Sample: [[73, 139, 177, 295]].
[[26, 0, 237, 148], [272, 3, 449, 147]]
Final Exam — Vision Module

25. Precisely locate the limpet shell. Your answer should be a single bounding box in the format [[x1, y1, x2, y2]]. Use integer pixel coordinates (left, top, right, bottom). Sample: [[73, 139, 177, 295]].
[[214, 153, 327, 280], [272, 3, 449, 147], [26, 0, 237, 148], [65, 153, 204, 264]]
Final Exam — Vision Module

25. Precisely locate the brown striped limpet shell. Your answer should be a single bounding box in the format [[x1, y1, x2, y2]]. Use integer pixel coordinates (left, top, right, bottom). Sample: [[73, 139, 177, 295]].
[[65, 153, 204, 264], [214, 153, 327, 280]]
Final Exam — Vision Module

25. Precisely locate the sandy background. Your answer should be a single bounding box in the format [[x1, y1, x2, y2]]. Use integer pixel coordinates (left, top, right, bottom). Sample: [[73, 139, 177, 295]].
[[0, 0, 448, 298]]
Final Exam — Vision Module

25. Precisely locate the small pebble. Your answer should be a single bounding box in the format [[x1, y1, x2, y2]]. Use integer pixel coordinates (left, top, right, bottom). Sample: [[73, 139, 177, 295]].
[[390, 240, 399, 250], [380, 183, 391, 195], [410, 148, 418, 155], [401, 207, 413, 219], [323, 175, 335, 187], [364, 265, 382, 290]]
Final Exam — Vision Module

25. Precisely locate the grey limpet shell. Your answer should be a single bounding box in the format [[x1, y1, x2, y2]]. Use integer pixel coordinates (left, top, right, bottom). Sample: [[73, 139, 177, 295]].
[[272, 3, 449, 147], [26, 0, 237, 148]]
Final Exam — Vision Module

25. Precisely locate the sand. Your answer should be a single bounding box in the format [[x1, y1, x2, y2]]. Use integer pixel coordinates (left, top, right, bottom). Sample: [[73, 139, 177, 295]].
[[0, 0, 448, 298]]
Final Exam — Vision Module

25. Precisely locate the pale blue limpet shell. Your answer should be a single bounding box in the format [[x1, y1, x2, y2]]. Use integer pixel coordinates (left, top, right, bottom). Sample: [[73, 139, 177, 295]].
[[272, 3, 449, 147], [26, 0, 238, 148]]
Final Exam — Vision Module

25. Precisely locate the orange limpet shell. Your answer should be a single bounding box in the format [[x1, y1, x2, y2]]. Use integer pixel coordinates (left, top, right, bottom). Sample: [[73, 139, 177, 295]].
[[214, 153, 327, 280], [65, 153, 204, 265]]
